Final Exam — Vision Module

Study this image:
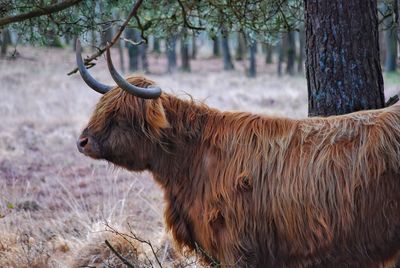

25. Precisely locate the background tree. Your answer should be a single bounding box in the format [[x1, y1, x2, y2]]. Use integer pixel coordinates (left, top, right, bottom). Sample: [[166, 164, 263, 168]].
[[248, 40, 257, 77], [180, 29, 191, 72], [221, 28, 234, 70], [166, 35, 177, 73], [286, 31, 296, 75]]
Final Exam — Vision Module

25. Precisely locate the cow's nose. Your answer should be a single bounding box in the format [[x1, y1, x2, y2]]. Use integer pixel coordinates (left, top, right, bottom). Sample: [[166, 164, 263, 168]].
[[77, 136, 89, 152]]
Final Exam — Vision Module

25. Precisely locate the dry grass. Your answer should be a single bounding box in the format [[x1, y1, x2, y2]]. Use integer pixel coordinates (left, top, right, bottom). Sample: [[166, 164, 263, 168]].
[[0, 45, 398, 267]]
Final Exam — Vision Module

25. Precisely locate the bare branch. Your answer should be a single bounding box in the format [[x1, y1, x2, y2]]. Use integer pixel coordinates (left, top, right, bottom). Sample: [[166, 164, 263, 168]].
[[105, 240, 136, 268], [133, 14, 148, 44], [120, 37, 145, 46], [176, 0, 206, 31], [0, 0, 83, 27], [67, 0, 144, 75]]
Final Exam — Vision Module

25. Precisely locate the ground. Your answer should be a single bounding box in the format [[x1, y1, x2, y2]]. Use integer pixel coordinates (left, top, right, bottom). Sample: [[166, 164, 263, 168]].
[[0, 45, 398, 267]]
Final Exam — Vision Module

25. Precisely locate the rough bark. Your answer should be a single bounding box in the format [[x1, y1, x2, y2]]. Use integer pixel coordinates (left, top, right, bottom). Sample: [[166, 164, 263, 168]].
[[305, 0, 385, 116]]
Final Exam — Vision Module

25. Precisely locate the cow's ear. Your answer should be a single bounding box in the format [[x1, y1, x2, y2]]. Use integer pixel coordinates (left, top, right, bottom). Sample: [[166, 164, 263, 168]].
[[144, 98, 170, 137]]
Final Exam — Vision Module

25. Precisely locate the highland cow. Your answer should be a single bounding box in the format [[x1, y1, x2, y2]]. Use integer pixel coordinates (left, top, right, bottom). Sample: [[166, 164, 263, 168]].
[[75, 40, 400, 267]]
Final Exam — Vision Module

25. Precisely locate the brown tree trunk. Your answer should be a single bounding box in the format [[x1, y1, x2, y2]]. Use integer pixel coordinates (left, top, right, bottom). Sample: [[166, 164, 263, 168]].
[[305, 0, 385, 116]]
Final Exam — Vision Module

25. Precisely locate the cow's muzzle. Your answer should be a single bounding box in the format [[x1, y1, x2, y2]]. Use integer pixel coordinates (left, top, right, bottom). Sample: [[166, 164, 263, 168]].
[[77, 134, 101, 159]]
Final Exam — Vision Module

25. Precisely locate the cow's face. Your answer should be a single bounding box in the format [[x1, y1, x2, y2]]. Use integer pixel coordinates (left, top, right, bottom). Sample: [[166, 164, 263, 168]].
[[75, 41, 167, 171], [77, 82, 168, 171]]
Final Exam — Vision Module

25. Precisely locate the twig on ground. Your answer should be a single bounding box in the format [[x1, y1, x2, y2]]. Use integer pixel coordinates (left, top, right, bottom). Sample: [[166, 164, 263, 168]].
[[105, 240, 136, 268]]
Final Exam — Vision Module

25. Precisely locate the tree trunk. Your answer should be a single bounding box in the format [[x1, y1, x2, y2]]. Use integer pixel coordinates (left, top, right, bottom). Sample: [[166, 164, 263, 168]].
[[397, 0, 400, 43], [286, 31, 296, 75], [180, 31, 191, 72], [153, 37, 160, 53], [384, 23, 397, 72], [305, 0, 385, 116], [118, 39, 125, 73], [382, 3, 397, 72], [101, 23, 113, 46], [212, 35, 220, 57], [298, 28, 305, 74], [265, 44, 273, 64], [126, 28, 140, 72], [140, 40, 149, 73], [277, 36, 285, 77], [191, 34, 197, 59], [221, 29, 234, 70], [167, 35, 177, 73], [235, 31, 245, 61], [0, 28, 11, 57], [248, 41, 257, 77]]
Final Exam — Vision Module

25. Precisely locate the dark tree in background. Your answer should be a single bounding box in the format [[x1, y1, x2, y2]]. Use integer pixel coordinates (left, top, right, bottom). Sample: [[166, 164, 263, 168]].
[[221, 30, 234, 70], [235, 31, 245, 61], [305, 0, 385, 116], [277, 37, 285, 77], [180, 30, 191, 72], [286, 31, 296, 75], [0, 28, 11, 56], [126, 28, 140, 72], [212, 35, 220, 57], [265, 44, 273, 64], [152, 37, 160, 53], [248, 41, 257, 77], [381, 1, 398, 72], [191, 34, 197, 59], [167, 35, 177, 73], [297, 28, 305, 74]]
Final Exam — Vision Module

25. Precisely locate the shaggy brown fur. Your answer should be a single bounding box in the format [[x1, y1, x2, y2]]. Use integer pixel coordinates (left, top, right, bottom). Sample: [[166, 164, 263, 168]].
[[79, 76, 400, 267]]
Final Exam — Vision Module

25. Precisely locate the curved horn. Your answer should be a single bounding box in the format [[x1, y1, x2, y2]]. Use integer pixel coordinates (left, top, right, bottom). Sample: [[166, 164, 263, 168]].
[[76, 39, 113, 94], [106, 46, 162, 99]]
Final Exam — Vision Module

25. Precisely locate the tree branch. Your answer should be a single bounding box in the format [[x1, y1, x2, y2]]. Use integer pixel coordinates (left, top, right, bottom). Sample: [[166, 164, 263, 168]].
[[0, 0, 83, 28], [67, 0, 144, 75], [133, 13, 148, 44], [176, 0, 205, 31], [105, 240, 136, 268]]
